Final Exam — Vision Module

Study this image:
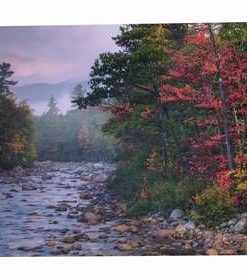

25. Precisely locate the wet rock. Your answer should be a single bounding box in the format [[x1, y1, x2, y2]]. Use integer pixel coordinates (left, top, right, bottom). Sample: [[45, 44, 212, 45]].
[[49, 220, 59, 224], [42, 174, 52, 181], [115, 224, 129, 233], [118, 238, 127, 243], [83, 211, 101, 225], [74, 233, 90, 241], [98, 234, 108, 239], [22, 185, 37, 191], [45, 240, 56, 247], [94, 174, 109, 183], [118, 243, 134, 251], [128, 225, 139, 233], [70, 243, 82, 251], [234, 219, 247, 234], [153, 229, 173, 240], [169, 209, 185, 222], [80, 191, 92, 200], [240, 213, 247, 219], [62, 236, 77, 244], [5, 193, 13, 199], [17, 243, 43, 252], [206, 248, 218, 255], [55, 203, 70, 212], [228, 218, 237, 226], [10, 188, 19, 192]]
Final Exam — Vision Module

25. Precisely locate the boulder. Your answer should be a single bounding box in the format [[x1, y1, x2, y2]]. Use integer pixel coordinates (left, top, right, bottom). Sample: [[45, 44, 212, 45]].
[[234, 219, 247, 234], [169, 209, 185, 222], [184, 221, 196, 231]]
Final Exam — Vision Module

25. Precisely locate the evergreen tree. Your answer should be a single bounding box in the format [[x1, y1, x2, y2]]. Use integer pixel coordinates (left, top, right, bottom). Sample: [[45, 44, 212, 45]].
[[0, 62, 17, 96], [0, 63, 36, 169]]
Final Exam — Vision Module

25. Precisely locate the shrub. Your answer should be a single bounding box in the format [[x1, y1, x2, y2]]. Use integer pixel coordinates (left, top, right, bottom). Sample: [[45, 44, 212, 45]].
[[127, 199, 155, 217], [150, 176, 207, 216], [189, 185, 236, 227]]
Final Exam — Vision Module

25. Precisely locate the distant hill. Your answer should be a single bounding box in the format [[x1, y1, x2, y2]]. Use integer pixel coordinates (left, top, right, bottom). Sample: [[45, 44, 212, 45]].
[[11, 79, 89, 115]]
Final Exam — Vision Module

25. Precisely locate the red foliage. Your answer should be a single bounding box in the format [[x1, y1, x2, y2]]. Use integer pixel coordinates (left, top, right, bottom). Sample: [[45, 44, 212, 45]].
[[159, 24, 247, 189]]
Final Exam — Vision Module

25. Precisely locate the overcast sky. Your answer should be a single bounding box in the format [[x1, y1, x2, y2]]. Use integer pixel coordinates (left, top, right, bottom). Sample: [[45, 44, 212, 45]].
[[0, 25, 120, 86]]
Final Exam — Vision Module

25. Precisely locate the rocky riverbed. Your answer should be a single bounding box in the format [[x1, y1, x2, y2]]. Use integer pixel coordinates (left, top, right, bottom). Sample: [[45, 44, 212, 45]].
[[0, 161, 246, 256]]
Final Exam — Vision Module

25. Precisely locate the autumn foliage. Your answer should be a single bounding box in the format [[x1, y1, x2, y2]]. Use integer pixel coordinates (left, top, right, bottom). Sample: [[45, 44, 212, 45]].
[[160, 24, 247, 206]]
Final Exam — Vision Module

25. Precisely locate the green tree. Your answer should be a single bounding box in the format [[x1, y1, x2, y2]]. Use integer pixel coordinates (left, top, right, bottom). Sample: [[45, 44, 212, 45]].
[[0, 62, 17, 96], [0, 63, 35, 169], [71, 83, 86, 108]]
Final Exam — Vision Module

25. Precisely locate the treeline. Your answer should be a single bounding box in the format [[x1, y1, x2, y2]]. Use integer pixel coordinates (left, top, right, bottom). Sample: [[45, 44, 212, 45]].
[[0, 63, 35, 169], [77, 23, 247, 226], [33, 95, 119, 162]]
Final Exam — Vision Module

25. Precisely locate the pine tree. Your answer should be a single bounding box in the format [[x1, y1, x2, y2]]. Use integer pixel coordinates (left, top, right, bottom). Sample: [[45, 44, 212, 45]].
[[47, 96, 60, 116]]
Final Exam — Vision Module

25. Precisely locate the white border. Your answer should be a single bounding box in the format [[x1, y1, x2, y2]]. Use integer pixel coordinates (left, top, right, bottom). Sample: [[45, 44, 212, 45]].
[[0, 0, 246, 26], [0, 1, 246, 280]]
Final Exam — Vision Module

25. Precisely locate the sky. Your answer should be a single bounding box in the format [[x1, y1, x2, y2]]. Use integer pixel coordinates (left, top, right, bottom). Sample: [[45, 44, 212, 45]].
[[0, 25, 120, 86]]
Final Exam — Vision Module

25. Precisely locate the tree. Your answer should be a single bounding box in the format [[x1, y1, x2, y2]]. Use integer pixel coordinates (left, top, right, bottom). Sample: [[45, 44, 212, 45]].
[[71, 83, 86, 108], [0, 62, 17, 96], [46, 95, 60, 116], [0, 63, 36, 168], [159, 23, 247, 187]]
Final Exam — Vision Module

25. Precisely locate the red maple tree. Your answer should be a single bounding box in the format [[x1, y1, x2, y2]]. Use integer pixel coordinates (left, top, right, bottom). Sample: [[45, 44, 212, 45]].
[[159, 24, 247, 190]]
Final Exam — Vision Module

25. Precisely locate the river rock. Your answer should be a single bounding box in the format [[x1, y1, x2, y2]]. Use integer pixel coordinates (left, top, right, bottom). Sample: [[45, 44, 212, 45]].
[[206, 248, 218, 255], [74, 233, 90, 241], [55, 203, 70, 212], [80, 191, 92, 200], [184, 221, 196, 231], [22, 185, 37, 191], [62, 235, 77, 244], [115, 224, 129, 233], [45, 240, 56, 247], [153, 229, 173, 239], [84, 211, 101, 225], [234, 219, 247, 233], [42, 174, 52, 181], [228, 218, 237, 226], [169, 209, 185, 222], [128, 225, 139, 233], [118, 243, 133, 251], [94, 174, 109, 183]]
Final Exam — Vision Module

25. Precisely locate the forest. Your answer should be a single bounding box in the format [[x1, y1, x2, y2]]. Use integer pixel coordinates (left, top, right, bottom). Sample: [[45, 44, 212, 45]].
[[0, 23, 247, 228]]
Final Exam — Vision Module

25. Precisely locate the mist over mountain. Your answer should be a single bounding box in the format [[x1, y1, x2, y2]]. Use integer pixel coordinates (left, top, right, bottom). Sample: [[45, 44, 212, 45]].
[[12, 79, 89, 115]]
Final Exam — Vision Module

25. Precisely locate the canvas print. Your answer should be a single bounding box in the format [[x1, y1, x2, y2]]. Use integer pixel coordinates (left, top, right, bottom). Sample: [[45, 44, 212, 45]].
[[0, 23, 246, 256]]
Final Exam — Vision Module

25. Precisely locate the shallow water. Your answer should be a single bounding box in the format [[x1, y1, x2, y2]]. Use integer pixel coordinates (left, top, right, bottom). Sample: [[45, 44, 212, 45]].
[[0, 162, 125, 256]]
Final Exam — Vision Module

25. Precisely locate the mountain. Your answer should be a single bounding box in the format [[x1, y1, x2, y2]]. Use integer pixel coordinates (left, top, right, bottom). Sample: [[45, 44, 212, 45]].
[[12, 79, 89, 115]]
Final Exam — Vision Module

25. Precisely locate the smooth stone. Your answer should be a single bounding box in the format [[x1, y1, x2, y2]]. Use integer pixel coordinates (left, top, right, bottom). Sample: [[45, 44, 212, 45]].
[[84, 211, 101, 225], [45, 240, 56, 247], [234, 219, 247, 233], [118, 243, 133, 251], [169, 209, 185, 222], [115, 224, 129, 233]]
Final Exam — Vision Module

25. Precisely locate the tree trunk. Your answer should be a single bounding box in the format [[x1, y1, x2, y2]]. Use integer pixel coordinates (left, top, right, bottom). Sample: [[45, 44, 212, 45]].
[[207, 23, 235, 170]]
